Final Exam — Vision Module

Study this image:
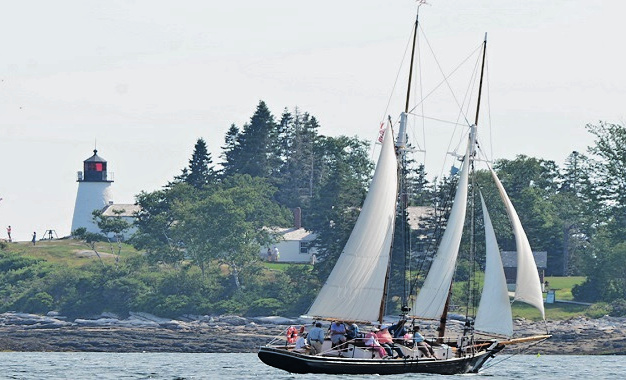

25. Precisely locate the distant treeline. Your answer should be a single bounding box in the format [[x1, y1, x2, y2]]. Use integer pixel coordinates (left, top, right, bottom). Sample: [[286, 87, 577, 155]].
[[1, 101, 625, 317]]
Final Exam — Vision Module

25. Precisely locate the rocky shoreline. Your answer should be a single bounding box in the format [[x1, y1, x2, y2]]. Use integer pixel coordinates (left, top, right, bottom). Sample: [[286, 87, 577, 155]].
[[0, 312, 624, 355]]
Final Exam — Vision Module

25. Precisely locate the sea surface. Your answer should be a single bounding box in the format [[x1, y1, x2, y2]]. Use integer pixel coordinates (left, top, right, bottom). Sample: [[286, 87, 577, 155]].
[[0, 353, 623, 379]]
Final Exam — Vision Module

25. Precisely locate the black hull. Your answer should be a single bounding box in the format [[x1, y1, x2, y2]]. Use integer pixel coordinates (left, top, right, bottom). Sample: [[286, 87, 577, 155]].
[[257, 346, 500, 375]]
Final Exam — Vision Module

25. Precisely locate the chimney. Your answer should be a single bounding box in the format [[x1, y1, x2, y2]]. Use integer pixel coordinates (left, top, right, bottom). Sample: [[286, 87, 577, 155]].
[[293, 207, 302, 229]]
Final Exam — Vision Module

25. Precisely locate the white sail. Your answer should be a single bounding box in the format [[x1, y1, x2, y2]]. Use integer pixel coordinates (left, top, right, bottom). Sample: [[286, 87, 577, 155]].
[[475, 192, 514, 337], [489, 166, 545, 318], [411, 144, 470, 320], [306, 125, 398, 322]]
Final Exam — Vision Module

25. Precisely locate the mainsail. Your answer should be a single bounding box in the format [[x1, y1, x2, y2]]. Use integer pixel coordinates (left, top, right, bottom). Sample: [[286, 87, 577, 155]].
[[306, 125, 398, 322], [489, 166, 545, 318], [474, 192, 514, 337], [411, 141, 471, 320]]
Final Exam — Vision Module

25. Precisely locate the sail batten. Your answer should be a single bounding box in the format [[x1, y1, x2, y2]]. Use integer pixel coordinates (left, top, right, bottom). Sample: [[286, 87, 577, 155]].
[[306, 125, 398, 322], [475, 192, 514, 337], [489, 167, 545, 319]]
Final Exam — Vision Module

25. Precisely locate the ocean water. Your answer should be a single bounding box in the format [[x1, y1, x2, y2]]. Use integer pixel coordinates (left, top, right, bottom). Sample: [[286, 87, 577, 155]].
[[0, 353, 623, 380]]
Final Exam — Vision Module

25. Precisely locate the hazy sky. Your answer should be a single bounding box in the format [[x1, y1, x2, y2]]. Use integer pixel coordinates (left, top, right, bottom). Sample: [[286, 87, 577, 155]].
[[1, 0, 625, 241]]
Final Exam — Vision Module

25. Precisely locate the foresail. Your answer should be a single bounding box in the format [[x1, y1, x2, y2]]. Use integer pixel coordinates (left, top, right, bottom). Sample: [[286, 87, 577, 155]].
[[306, 125, 398, 322], [411, 146, 470, 320], [475, 192, 513, 337], [489, 167, 545, 319]]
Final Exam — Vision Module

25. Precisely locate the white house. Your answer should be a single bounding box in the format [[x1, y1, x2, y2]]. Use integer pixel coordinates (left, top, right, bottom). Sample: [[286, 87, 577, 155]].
[[260, 208, 317, 263], [100, 203, 140, 240]]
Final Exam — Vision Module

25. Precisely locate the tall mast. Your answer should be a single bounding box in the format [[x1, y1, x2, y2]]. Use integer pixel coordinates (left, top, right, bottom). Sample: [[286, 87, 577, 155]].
[[395, 2, 422, 319], [437, 34, 487, 341], [474, 33, 488, 126]]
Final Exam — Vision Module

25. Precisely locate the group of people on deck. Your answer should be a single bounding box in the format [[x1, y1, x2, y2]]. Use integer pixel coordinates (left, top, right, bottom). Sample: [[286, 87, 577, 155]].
[[287, 319, 436, 359]]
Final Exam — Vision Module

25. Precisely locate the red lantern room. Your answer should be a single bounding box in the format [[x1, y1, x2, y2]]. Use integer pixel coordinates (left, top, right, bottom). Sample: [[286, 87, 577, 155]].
[[77, 149, 114, 182]]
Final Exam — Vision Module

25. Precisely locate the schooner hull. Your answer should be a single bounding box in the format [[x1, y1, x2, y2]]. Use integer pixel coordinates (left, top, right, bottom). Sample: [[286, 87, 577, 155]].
[[257, 346, 499, 375]]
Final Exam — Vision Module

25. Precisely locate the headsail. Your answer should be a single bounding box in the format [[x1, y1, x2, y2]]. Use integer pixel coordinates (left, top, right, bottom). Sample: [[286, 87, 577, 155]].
[[489, 166, 545, 318], [306, 125, 398, 322], [411, 141, 471, 320], [475, 192, 514, 337]]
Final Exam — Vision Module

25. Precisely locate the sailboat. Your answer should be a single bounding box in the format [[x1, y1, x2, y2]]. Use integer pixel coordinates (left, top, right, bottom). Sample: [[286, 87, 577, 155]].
[[258, 4, 550, 376]]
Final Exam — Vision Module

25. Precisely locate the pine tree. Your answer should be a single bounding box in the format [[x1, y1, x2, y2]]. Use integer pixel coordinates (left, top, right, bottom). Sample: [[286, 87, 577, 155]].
[[221, 100, 280, 178], [220, 124, 241, 177], [275, 108, 321, 210], [175, 138, 217, 188]]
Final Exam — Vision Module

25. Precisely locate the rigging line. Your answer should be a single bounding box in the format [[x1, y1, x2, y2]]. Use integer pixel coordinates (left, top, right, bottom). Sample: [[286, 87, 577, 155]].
[[405, 113, 469, 127], [417, 18, 426, 159], [436, 47, 484, 181], [379, 23, 416, 125], [406, 38, 482, 126], [485, 60, 494, 163], [481, 337, 551, 371], [410, 170, 459, 297]]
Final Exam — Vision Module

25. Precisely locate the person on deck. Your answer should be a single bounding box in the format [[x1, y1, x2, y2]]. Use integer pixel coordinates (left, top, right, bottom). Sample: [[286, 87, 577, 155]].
[[364, 328, 387, 358], [329, 320, 347, 350], [307, 322, 325, 355], [294, 327, 309, 353], [376, 325, 405, 358], [346, 323, 361, 341], [388, 320, 408, 341], [413, 326, 435, 358]]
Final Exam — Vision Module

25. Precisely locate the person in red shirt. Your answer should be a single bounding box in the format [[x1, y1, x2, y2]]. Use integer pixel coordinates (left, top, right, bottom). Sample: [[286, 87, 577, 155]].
[[376, 325, 405, 358]]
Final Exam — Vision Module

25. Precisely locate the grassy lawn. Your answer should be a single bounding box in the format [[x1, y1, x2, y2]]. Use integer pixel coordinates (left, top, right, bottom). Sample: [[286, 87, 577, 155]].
[[544, 276, 585, 301], [3, 238, 141, 267], [511, 276, 587, 320]]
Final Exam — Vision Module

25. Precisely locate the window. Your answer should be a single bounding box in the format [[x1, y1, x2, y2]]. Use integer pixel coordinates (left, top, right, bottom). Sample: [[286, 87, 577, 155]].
[[300, 241, 310, 254]]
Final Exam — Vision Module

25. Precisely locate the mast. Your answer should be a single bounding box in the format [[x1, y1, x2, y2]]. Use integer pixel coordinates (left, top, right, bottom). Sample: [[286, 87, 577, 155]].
[[436, 33, 487, 340], [394, 2, 422, 319]]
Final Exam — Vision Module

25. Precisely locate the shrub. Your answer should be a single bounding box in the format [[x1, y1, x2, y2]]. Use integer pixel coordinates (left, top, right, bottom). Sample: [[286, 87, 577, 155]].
[[609, 299, 626, 317], [246, 298, 283, 316], [585, 302, 611, 318]]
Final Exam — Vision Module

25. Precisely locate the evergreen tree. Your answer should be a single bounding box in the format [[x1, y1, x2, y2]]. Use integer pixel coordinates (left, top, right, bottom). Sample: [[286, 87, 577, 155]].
[[307, 136, 373, 278], [573, 122, 626, 302], [220, 124, 241, 177], [275, 108, 321, 211], [221, 101, 280, 178], [556, 151, 595, 275], [175, 138, 217, 188]]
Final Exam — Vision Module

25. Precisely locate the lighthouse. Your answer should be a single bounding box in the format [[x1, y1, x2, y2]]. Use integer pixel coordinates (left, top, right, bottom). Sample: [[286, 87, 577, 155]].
[[70, 149, 114, 234]]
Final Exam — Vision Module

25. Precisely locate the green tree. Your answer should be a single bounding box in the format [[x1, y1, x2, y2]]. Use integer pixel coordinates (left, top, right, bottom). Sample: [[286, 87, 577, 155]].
[[174, 138, 217, 188], [133, 183, 199, 265], [556, 151, 595, 275], [573, 122, 626, 301], [93, 209, 132, 262], [307, 136, 373, 278], [221, 101, 280, 178], [274, 108, 321, 210], [171, 174, 290, 286]]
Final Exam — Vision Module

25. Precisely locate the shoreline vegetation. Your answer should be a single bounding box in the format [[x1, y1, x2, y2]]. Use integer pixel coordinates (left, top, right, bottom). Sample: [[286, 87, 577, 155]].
[[1, 312, 624, 355]]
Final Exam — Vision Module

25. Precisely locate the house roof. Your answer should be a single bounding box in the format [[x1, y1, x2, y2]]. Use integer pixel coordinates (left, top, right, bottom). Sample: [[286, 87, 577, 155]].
[[501, 251, 547, 268], [101, 204, 141, 217], [270, 227, 317, 241]]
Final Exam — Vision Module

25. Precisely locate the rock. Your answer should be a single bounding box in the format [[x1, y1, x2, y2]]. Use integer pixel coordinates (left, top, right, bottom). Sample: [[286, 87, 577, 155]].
[[218, 315, 247, 325]]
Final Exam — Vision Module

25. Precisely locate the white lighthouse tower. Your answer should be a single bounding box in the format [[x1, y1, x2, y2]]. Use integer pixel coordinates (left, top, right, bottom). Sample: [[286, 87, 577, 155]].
[[71, 149, 114, 234]]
